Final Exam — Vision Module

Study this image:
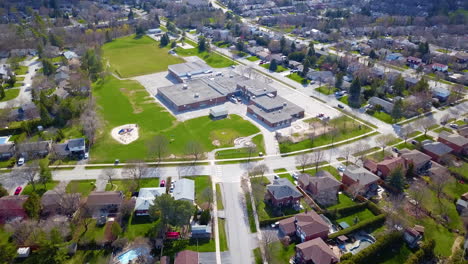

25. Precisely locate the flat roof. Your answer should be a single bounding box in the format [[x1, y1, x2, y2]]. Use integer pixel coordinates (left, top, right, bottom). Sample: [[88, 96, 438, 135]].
[[251, 95, 285, 111], [248, 96, 303, 124], [168, 61, 211, 77], [238, 79, 276, 96]]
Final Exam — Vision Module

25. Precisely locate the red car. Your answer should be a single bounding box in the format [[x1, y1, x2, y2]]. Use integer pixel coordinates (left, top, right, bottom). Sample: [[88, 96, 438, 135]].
[[14, 186, 22, 195], [160, 180, 166, 187]]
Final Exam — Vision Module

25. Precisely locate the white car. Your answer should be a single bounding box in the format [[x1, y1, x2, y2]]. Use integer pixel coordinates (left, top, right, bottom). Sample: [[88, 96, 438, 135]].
[[337, 165, 345, 172], [17, 157, 25, 166], [271, 221, 280, 228], [84, 152, 89, 159]]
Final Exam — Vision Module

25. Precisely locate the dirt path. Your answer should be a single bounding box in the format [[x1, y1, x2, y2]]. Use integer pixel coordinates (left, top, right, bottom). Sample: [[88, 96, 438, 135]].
[[451, 236, 464, 256]]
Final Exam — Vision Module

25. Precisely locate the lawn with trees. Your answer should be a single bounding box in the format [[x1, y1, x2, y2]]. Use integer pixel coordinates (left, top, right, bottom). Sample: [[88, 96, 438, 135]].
[[174, 37, 235, 68], [102, 35, 184, 78], [0, 88, 20, 102], [91, 76, 260, 162]]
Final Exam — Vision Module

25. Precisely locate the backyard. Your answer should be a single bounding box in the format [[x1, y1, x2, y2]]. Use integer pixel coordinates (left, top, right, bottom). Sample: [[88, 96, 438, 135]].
[[261, 63, 287, 72], [91, 76, 260, 162], [102, 35, 184, 78], [287, 73, 309, 84], [66, 180, 96, 196], [326, 193, 357, 210], [0, 88, 20, 102]]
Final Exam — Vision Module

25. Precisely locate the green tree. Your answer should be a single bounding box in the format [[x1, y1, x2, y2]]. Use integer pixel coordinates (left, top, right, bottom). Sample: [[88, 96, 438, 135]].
[[0, 86, 5, 99], [40, 104, 52, 125], [171, 40, 177, 49], [280, 36, 286, 53], [0, 184, 8, 197], [111, 221, 122, 238], [38, 159, 52, 189], [307, 42, 315, 56], [148, 194, 193, 232], [393, 75, 405, 96], [412, 78, 429, 93], [127, 9, 134, 20], [160, 33, 170, 47], [386, 167, 406, 193], [369, 49, 377, 59], [335, 72, 344, 89], [35, 229, 69, 264], [81, 49, 103, 81], [0, 241, 17, 264], [199, 209, 211, 225], [348, 78, 361, 108], [198, 36, 207, 52], [269, 59, 278, 72], [49, 32, 64, 48], [105, 30, 112, 43], [391, 99, 404, 121], [23, 192, 41, 219], [7, 74, 16, 87], [42, 59, 56, 76]]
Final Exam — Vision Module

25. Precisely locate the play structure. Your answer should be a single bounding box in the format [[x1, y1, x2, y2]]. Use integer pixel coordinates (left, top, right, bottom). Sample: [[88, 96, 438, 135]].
[[111, 124, 139, 145]]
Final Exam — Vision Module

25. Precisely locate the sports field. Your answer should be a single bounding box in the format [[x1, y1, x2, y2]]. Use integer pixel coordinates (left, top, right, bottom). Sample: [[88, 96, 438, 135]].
[[102, 35, 184, 78]]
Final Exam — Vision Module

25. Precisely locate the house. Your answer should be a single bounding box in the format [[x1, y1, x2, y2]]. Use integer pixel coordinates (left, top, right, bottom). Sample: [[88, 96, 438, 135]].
[[62, 51, 79, 60], [41, 190, 80, 217], [373, 157, 406, 178], [385, 53, 402, 61], [298, 171, 341, 206], [404, 227, 423, 248], [456, 199, 468, 215], [295, 211, 330, 242], [0, 195, 29, 224], [438, 131, 468, 155], [173, 178, 195, 203], [431, 63, 448, 72], [0, 143, 15, 160], [54, 71, 69, 83], [279, 217, 297, 237], [404, 77, 419, 88], [85, 191, 123, 218], [289, 60, 302, 69], [267, 53, 284, 63], [432, 87, 451, 102], [427, 161, 450, 179], [191, 224, 211, 238], [368, 97, 394, 113], [174, 250, 198, 264], [458, 126, 468, 138], [342, 165, 380, 194], [17, 141, 51, 159], [399, 149, 432, 174], [306, 71, 334, 83], [134, 187, 166, 216], [67, 138, 86, 154], [407, 56, 422, 68], [455, 52, 468, 64], [265, 178, 302, 207], [9, 103, 40, 121], [422, 141, 453, 163], [295, 238, 338, 264]]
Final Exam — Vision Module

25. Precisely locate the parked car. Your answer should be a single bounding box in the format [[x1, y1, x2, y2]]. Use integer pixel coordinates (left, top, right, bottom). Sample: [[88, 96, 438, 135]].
[[84, 152, 89, 159], [274, 175, 279, 179], [291, 172, 299, 180], [160, 180, 166, 187], [392, 147, 399, 153], [338, 104, 344, 109], [337, 165, 345, 172], [114, 159, 120, 165], [14, 186, 22, 195], [271, 221, 280, 228], [17, 157, 24, 166], [411, 140, 418, 145], [449, 123, 459, 129]]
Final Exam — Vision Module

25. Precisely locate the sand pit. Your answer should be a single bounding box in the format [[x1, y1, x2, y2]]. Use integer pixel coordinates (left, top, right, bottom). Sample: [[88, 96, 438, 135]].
[[111, 124, 139, 145]]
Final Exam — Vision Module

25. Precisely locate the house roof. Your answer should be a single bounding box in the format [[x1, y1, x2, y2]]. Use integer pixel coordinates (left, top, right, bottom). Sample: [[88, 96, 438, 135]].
[[368, 97, 394, 112], [0, 195, 29, 211], [18, 141, 50, 153], [428, 161, 449, 177], [0, 143, 15, 154], [296, 238, 338, 264], [439, 131, 468, 147], [459, 126, 468, 138], [343, 165, 379, 186], [67, 138, 85, 149], [63, 51, 79, 60], [377, 157, 405, 172], [41, 190, 80, 209], [174, 250, 198, 264], [299, 172, 341, 193], [400, 149, 432, 167], [267, 178, 302, 200], [295, 211, 329, 237], [279, 216, 296, 234], [173, 179, 195, 202], [135, 187, 166, 211], [422, 142, 453, 156], [86, 191, 123, 206]]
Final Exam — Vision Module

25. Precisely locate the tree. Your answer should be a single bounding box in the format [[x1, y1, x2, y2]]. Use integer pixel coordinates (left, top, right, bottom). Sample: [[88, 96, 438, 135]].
[[400, 125, 414, 143], [308, 42, 315, 56], [23, 192, 41, 219], [185, 141, 204, 161], [148, 194, 193, 232], [376, 134, 395, 156], [81, 49, 103, 82], [369, 49, 377, 59], [148, 135, 169, 162], [198, 36, 207, 52], [34, 229, 69, 264], [348, 182, 364, 200], [171, 40, 177, 49], [111, 221, 122, 239], [269, 59, 278, 72], [246, 145, 257, 162], [111, 237, 128, 251], [80, 97, 101, 146], [199, 209, 211, 225], [38, 159, 52, 189], [18, 165, 39, 192], [393, 75, 405, 96], [0, 241, 16, 264], [261, 230, 277, 263], [200, 187, 213, 210], [391, 99, 404, 121], [335, 72, 344, 89], [416, 118, 435, 136], [127, 9, 134, 20], [312, 150, 325, 172], [41, 59, 56, 76], [249, 164, 269, 178], [301, 58, 310, 77], [160, 33, 169, 47], [408, 181, 428, 217], [386, 167, 406, 193], [102, 168, 115, 189], [0, 183, 8, 198], [0, 86, 5, 99], [123, 161, 149, 191], [348, 78, 361, 108], [295, 153, 312, 172]]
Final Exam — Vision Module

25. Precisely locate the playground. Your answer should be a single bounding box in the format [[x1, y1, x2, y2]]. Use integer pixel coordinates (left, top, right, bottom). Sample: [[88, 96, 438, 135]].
[[111, 124, 139, 145]]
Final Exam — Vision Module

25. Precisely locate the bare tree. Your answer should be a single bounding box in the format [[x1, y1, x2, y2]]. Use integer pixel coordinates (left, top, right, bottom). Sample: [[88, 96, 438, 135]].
[[123, 160, 149, 191], [312, 150, 325, 172], [385, 194, 408, 230], [347, 182, 364, 200], [148, 135, 169, 163], [249, 164, 269, 178], [80, 97, 101, 146], [342, 146, 353, 165], [416, 118, 436, 136], [408, 181, 428, 217], [17, 164, 39, 191], [353, 143, 370, 165], [184, 140, 204, 162], [295, 153, 312, 172], [261, 230, 277, 263], [102, 168, 115, 188], [246, 145, 257, 162], [431, 170, 453, 202], [375, 134, 395, 156], [200, 187, 213, 209], [400, 125, 414, 143]]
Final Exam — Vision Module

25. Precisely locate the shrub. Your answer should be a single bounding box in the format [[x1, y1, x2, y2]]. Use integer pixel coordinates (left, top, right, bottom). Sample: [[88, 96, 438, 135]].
[[328, 214, 386, 239], [340, 253, 353, 261], [404, 239, 435, 264], [324, 202, 368, 219], [199, 210, 211, 225], [351, 232, 403, 264]]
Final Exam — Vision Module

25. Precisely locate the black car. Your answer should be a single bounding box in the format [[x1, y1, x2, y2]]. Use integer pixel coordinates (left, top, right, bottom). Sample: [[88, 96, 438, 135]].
[[338, 104, 344, 109]]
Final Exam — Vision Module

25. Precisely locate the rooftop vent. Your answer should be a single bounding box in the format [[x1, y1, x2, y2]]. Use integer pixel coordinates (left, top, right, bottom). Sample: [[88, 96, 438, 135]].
[[183, 84, 188, 90]]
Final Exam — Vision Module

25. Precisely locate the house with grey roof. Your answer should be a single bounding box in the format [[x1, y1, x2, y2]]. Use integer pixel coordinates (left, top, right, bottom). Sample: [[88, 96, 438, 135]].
[[0, 143, 15, 160], [438, 131, 468, 155], [135, 187, 166, 216], [265, 178, 302, 207], [173, 178, 195, 203], [298, 171, 341, 206], [422, 141, 453, 163], [342, 165, 379, 194], [368, 97, 394, 113], [63, 51, 79, 60], [399, 149, 432, 174]]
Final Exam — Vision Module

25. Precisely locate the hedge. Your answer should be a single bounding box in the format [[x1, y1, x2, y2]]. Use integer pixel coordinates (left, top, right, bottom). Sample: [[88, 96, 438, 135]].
[[324, 202, 368, 219], [328, 214, 386, 239], [366, 201, 383, 215], [346, 232, 404, 264], [404, 239, 435, 264], [259, 215, 294, 227]]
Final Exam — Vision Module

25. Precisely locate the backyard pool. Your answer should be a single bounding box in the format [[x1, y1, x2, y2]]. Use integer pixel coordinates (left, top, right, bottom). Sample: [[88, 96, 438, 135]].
[[349, 239, 373, 254], [0, 136, 10, 144], [117, 247, 150, 264]]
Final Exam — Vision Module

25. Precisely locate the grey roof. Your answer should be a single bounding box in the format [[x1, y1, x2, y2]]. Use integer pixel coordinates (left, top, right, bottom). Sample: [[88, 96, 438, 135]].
[[439, 131, 468, 147], [67, 138, 85, 149], [344, 165, 379, 185], [237, 79, 277, 97], [423, 142, 453, 156], [400, 149, 432, 167], [368, 97, 394, 113], [210, 105, 228, 117], [63, 51, 78, 60], [306, 71, 333, 81], [457, 199, 468, 208], [251, 95, 286, 111], [173, 178, 195, 202], [248, 96, 304, 124], [18, 141, 50, 153], [168, 61, 211, 77], [0, 143, 15, 154], [135, 187, 166, 211], [54, 71, 69, 81], [267, 178, 302, 200], [51, 143, 69, 156]]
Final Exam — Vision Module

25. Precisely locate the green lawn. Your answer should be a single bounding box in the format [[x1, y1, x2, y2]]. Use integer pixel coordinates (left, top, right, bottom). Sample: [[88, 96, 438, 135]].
[[72, 219, 106, 243], [450, 162, 468, 178], [187, 175, 212, 208], [279, 116, 372, 153], [371, 111, 395, 124], [91, 76, 260, 162], [218, 218, 228, 251], [246, 56, 260, 62], [335, 208, 375, 227], [434, 127, 453, 134], [287, 72, 309, 84], [215, 134, 265, 159], [22, 181, 59, 196], [418, 217, 455, 256], [315, 86, 336, 95], [124, 215, 154, 240], [216, 184, 224, 210], [274, 168, 294, 184], [0, 88, 20, 102], [254, 248, 263, 264], [261, 63, 287, 72], [377, 243, 413, 264], [14, 66, 28, 75], [105, 178, 160, 192], [303, 165, 341, 180], [102, 35, 184, 77], [66, 180, 96, 196], [245, 192, 257, 233], [67, 250, 110, 264], [175, 47, 235, 68], [326, 193, 356, 210], [269, 241, 295, 264]]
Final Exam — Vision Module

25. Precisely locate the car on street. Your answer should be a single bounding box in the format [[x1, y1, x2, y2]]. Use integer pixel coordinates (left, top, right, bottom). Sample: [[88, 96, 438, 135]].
[[14, 186, 22, 195], [392, 147, 399, 153], [449, 123, 459, 129], [411, 140, 418, 145], [338, 104, 344, 109], [337, 165, 345, 172], [274, 175, 279, 179], [84, 152, 89, 159], [160, 180, 166, 187], [17, 157, 24, 166]]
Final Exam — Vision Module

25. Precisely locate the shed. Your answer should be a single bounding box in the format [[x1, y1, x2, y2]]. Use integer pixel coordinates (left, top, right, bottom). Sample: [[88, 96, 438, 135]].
[[210, 105, 228, 119], [17, 247, 30, 258]]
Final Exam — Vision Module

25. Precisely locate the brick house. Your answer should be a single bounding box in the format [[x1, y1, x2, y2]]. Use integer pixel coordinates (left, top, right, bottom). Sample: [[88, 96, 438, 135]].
[[399, 149, 432, 174], [438, 132, 468, 155], [41, 190, 81, 217], [422, 141, 453, 163], [368, 157, 406, 178], [298, 171, 341, 206], [279, 211, 329, 242], [174, 250, 198, 264], [265, 178, 302, 207], [342, 165, 380, 193], [0, 195, 29, 224], [85, 191, 124, 218], [295, 237, 338, 264]]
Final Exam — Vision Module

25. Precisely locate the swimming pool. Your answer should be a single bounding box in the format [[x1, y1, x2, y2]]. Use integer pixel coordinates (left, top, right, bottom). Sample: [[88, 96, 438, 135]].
[[117, 247, 150, 264], [0, 136, 10, 144], [350, 239, 373, 254]]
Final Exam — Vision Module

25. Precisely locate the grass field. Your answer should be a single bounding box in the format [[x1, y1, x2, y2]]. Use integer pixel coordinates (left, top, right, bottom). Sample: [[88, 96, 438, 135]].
[[269, 241, 295, 264], [246, 56, 260, 62], [335, 208, 375, 227], [215, 134, 265, 159], [14, 66, 28, 75], [105, 178, 160, 192], [0, 88, 20, 102], [370, 111, 395, 124], [91, 76, 260, 162], [245, 192, 257, 233], [216, 183, 224, 210], [123, 215, 154, 240], [188, 175, 212, 208], [315, 86, 336, 95], [66, 180, 96, 196], [326, 193, 357, 210], [218, 218, 228, 251], [287, 73, 309, 84], [174, 46, 235, 68], [303, 165, 340, 180], [102, 35, 184, 77], [261, 63, 287, 72], [22, 181, 59, 196]]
